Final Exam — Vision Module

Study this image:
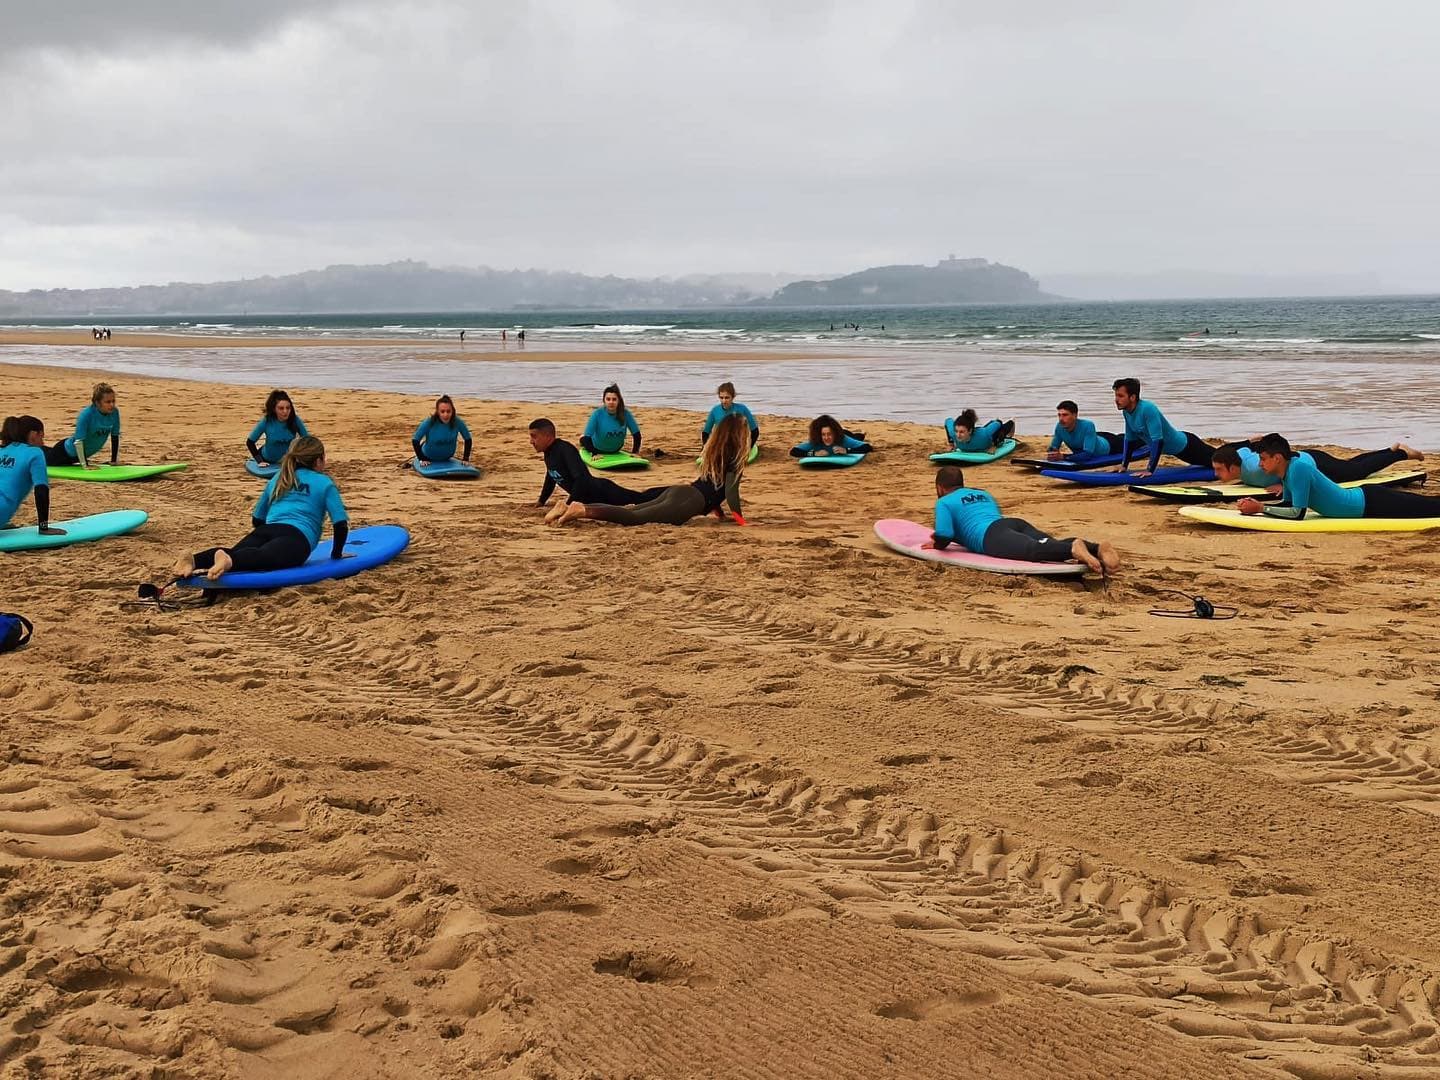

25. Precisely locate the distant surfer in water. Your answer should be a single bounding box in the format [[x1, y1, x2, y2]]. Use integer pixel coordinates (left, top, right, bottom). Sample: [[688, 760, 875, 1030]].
[[1047, 400, 1123, 460], [1111, 377, 1214, 478], [413, 394, 473, 464], [557, 414, 749, 528], [1238, 435, 1440, 521], [923, 466, 1119, 574], [580, 384, 642, 456], [247, 390, 309, 467], [1212, 438, 1422, 492], [162, 437, 348, 582], [790, 415, 872, 457], [945, 409, 1015, 453]]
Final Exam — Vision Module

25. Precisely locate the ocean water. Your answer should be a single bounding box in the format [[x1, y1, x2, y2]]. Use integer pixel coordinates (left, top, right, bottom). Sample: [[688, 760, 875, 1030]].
[[6, 294, 1440, 354]]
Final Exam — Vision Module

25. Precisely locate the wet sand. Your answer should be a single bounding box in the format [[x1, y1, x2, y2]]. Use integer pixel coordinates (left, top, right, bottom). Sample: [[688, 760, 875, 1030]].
[[4, 360, 1440, 1079]]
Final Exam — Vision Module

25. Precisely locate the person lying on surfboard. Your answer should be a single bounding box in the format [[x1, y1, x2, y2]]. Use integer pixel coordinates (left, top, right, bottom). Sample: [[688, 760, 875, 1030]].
[[922, 465, 1120, 575], [1111, 377, 1214, 478], [1047, 400, 1123, 460], [1213, 438, 1422, 492], [413, 394, 473, 464], [247, 389, 310, 467], [531, 418, 664, 524], [47, 382, 120, 469], [945, 409, 1015, 453], [1238, 435, 1440, 521], [790, 415, 872, 457], [0, 415, 64, 536], [557, 414, 749, 528], [158, 437, 348, 583], [701, 381, 759, 449], [580, 384, 642, 456]]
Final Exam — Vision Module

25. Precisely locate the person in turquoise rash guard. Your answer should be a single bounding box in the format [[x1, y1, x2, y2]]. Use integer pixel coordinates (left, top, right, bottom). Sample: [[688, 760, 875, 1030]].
[[790, 414, 872, 457], [580, 384, 641, 455], [0, 415, 63, 536], [701, 381, 759, 448], [47, 382, 120, 467], [1212, 438, 1421, 491], [163, 436, 348, 583], [945, 409, 1016, 453], [247, 389, 310, 466], [412, 394, 473, 463], [1111, 378, 1213, 476], [922, 465, 1119, 573], [1238, 435, 1440, 521], [1047, 400, 1123, 459]]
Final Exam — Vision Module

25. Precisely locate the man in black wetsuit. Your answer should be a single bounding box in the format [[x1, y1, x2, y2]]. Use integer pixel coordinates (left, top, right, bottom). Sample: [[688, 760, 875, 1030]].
[[529, 418, 661, 524]]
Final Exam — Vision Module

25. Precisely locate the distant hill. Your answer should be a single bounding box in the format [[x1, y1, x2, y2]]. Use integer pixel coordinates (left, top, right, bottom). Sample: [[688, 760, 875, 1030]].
[[768, 257, 1054, 305], [0, 260, 770, 317]]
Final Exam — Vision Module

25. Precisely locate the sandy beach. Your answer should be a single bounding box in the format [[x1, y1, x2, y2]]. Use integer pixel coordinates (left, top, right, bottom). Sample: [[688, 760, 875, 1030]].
[[4, 356, 1440, 1079]]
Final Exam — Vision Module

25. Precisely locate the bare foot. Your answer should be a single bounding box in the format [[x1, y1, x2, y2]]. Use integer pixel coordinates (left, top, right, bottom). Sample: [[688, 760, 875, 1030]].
[[1395, 443, 1424, 462], [169, 554, 196, 580], [557, 501, 589, 526], [205, 550, 233, 581], [1097, 541, 1122, 575], [1070, 538, 1103, 574], [543, 503, 567, 525]]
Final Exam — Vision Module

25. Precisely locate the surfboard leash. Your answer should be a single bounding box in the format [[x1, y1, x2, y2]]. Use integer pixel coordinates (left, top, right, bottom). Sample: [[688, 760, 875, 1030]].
[[1148, 589, 1238, 620]]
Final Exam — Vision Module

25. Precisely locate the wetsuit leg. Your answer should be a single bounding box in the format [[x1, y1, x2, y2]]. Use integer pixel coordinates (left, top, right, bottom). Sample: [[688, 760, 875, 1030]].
[[1175, 433, 1215, 467], [1361, 486, 1440, 518], [191, 524, 311, 572], [45, 440, 78, 466], [586, 486, 706, 526], [980, 518, 1078, 562], [588, 478, 658, 506], [1309, 448, 1405, 483]]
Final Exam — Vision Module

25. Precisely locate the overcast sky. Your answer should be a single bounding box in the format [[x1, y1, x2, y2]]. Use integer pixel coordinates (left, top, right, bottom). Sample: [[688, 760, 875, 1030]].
[[1, 0, 1437, 291]]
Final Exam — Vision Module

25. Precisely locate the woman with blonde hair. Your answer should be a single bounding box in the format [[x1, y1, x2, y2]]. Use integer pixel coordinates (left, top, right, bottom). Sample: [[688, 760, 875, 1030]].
[[48, 381, 121, 467], [166, 436, 349, 582], [557, 413, 750, 527]]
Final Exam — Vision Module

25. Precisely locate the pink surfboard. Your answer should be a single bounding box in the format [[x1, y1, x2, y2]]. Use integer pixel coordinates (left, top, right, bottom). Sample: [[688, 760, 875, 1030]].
[[873, 518, 1090, 577]]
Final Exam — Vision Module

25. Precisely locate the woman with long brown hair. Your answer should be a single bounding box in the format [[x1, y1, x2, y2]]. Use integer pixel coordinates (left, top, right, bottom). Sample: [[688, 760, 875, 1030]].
[[165, 436, 349, 582], [557, 413, 749, 527]]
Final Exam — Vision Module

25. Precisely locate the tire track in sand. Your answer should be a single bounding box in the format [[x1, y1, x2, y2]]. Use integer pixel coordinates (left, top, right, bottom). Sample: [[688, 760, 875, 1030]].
[[199, 610, 1440, 1080]]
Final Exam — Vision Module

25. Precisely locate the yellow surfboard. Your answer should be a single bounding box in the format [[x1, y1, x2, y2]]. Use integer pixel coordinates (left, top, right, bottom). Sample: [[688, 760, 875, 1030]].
[[1135, 467, 1427, 504], [1179, 506, 1440, 533]]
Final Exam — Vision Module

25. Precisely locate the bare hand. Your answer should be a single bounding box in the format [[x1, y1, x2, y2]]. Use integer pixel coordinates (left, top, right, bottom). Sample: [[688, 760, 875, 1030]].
[[920, 541, 935, 550], [1265, 485, 1282, 495], [1132, 470, 1152, 479], [1237, 497, 1263, 515]]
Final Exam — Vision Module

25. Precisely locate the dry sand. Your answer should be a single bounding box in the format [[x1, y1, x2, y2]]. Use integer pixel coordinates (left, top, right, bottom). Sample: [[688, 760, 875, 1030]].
[[3, 359, 1440, 1079]]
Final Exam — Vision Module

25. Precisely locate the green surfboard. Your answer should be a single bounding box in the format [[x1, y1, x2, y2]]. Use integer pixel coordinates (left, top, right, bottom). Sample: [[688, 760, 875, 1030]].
[[46, 463, 188, 483], [579, 449, 650, 471], [0, 510, 148, 552]]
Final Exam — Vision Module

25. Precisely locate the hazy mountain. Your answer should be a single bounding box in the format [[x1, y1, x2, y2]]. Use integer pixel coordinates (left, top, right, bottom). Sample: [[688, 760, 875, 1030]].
[[769, 257, 1053, 306]]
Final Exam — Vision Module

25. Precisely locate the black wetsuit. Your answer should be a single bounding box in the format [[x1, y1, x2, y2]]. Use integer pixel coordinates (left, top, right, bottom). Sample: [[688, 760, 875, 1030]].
[[191, 520, 348, 574], [981, 518, 1097, 563], [587, 470, 742, 526], [539, 438, 662, 506], [1219, 439, 1409, 485]]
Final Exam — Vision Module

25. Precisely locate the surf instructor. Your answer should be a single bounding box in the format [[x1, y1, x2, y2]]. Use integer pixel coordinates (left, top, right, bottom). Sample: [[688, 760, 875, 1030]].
[[530, 418, 662, 524]]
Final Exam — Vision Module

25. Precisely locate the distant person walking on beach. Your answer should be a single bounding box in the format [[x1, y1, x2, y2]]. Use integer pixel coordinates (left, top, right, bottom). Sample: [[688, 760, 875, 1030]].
[[501, 330, 508, 342], [1111, 377, 1214, 477], [517, 329, 526, 344], [459, 329, 466, 344]]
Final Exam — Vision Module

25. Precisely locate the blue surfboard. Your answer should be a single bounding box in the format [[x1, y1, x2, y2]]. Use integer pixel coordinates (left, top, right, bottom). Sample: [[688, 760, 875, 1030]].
[[1012, 446, 1151, 471], [1040, 465, 1217, 487], [412, 457, 482, 480], [798, 453, 867, 469], [177, 525, 410, 591], [245, 459, 279, 479]]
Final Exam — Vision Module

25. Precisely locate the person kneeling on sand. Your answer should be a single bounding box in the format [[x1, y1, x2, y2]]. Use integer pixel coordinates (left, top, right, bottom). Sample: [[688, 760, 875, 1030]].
[[922, 465, 1120, 574], [1238, 434, 1440, 521], [160, 437, 348, 583], [556, 414, 750, 528]]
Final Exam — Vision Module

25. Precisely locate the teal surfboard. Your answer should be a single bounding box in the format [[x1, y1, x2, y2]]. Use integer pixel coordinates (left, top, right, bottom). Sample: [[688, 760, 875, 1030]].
[[580, 448, 650, 471], [0, 510, 148, 552], [798, 453, 867, 469], [47, 463, 187, 483], [245, 459, 278, 479], [929, 439, 1018, 465]]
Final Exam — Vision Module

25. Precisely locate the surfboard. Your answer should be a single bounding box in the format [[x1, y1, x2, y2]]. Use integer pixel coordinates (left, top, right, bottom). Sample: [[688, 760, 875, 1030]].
[[798, 452, 867, 469], [177, 524, 411, 590], [873, 519, 1088, 577], [245, 459, 279, 479], [930, 439, 1019, 465], [1041, 465, 1216, 487], [412, 457, 483, 480], [46, 463, 187, 483], [580, 448, 650, 471], [1178, 506, 1440, 533], [0, 510, 148, 552], [1133, 468, 1427, 504], [1012, 446, 1149, 471], [695, 444, 761, 466]]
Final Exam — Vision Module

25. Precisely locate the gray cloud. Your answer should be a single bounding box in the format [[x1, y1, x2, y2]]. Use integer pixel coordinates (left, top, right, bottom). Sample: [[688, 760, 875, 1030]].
[[1, 0, 1438, 292]]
